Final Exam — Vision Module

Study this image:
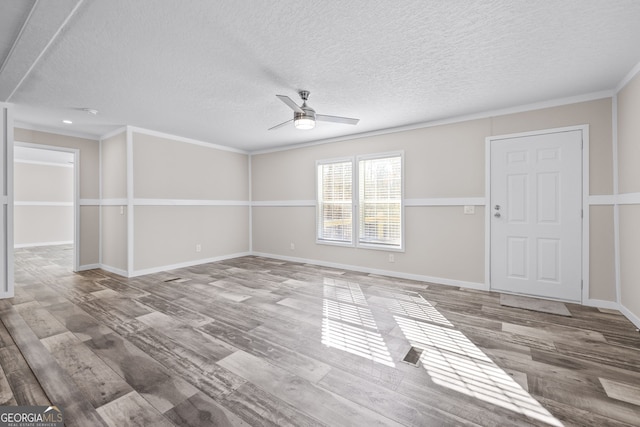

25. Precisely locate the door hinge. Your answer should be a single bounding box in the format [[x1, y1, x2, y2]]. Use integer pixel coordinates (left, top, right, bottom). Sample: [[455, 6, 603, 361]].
[[581, 209, 583, 218], [581, 279, 584, 289]]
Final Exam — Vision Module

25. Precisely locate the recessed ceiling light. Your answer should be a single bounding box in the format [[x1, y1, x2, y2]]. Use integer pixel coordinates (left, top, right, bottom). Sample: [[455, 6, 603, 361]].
[[62, 120, 72, 124]]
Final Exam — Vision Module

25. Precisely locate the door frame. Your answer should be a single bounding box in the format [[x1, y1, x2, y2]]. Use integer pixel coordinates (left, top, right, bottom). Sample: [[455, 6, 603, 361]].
[[14, 141, 80, 272], [484, 125, 590, 303], [0, 103, 13, 299]]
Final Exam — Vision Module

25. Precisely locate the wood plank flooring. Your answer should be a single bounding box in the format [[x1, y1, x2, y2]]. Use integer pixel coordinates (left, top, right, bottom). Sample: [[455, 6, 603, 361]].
[[2, 245, 640, 426]]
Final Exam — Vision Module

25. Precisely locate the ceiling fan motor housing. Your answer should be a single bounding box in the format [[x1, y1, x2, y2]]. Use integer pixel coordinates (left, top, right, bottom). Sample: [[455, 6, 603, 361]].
[[295, 106, 316, 122], [294, 105, 316, 129]]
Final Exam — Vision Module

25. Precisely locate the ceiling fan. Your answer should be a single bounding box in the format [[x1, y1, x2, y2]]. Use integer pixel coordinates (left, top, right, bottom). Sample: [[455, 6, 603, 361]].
[[268, 90, 360, 130]]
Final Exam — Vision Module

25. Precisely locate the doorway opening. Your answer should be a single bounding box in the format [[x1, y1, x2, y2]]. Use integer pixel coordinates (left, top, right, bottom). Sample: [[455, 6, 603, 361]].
[[13, 143, 79, 273]]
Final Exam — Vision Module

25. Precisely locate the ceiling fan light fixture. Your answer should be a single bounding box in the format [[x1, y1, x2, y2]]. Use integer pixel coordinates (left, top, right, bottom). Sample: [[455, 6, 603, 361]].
[[294, 116, 315, 130]]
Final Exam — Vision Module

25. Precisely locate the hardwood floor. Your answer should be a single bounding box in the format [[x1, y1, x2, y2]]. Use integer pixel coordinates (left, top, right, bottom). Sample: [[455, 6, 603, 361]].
[[2, 245, 640, 426]]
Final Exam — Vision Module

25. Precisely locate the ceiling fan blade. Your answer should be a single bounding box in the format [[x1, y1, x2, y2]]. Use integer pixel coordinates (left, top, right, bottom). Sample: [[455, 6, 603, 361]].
[[316, 114, 360, 125], [268, 119, 293, 130], [276, 95, 304, 113]]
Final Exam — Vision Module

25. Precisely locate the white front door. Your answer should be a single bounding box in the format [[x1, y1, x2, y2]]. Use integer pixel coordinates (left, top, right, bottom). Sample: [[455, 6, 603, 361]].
[[490, 129, 582, 302]]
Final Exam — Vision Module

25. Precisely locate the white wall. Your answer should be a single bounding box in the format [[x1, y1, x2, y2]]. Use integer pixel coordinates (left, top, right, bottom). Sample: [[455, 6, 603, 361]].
[[14, 162, 73, 247]]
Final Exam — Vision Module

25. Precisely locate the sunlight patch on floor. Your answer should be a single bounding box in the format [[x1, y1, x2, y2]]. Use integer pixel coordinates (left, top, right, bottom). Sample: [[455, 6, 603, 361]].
[[320, 282, 563, 426], [323, 278, 368, 306], [321, 281, 395, 367], [393, 311, 563, 427], [323, 299, 377, 329], [384, 297, 452, 327], [321, 317, 395, 367]]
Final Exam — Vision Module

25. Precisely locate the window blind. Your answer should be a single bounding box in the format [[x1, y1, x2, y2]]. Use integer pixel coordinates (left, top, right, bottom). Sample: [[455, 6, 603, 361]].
[[358, 156, 402, 247], [317, 161, 353, 243]]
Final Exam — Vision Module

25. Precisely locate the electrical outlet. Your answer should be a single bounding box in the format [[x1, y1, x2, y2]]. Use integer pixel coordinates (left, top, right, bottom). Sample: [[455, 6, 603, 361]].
[[290, 243, 295, 250], [388, 253, 395, 263], [195, 244, 202, 253], [464, 205, 475, 214]]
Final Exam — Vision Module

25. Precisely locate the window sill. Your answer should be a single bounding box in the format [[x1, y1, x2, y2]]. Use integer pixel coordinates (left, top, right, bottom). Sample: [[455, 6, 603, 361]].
[[357, 242, 405, 253], [316, 239, 405, 253], [316, 239, 355, 248]]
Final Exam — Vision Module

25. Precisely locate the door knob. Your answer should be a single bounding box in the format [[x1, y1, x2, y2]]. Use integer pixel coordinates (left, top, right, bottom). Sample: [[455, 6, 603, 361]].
[[494, 212, 501, 218]]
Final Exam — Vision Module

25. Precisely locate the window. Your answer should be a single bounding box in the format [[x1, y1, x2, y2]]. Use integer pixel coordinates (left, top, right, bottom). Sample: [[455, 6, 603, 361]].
[[316, 153, 403, 250], [317, 160, 353, 244], [358, 155, 402, 248]]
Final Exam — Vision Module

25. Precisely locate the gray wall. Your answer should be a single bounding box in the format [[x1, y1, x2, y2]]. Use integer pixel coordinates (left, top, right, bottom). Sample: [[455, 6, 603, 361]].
[[9, 90, 636, 328], [617, 72, 640, 325], [100, 131, 128, 272], [251, 98, 616, 301], [14, 128, 100, 267], [98, 130, 251, 275], [131, 131, 249, 273]]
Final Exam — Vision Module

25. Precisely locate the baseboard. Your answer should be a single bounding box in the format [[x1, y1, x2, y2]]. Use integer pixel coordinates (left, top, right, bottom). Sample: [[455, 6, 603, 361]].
[[77, 263, 100, 271], [129, 252, 251, 278], [619, 304, 640, 330], [99, 264, 128, 277], [583, 299, 640, 330], [250, 251, 488, 291], [583, 298, 621, 310], [14, 241, 73, 249]]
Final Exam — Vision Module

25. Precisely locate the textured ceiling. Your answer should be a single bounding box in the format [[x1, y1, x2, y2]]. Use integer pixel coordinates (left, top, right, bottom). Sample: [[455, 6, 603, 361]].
[[2, 0, 640, 151]]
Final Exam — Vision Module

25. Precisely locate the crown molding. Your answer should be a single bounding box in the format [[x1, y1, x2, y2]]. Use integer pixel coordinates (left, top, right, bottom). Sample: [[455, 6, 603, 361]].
[[126, 126, 248, 154], [14, 121, 99, 141], [250, 90, 614, 155]]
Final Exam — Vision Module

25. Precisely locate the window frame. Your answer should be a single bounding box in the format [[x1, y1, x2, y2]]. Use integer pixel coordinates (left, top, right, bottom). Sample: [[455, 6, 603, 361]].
[[356, 151, 405, 252], [315, 151, 405, 252]]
